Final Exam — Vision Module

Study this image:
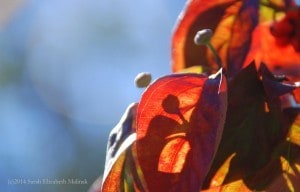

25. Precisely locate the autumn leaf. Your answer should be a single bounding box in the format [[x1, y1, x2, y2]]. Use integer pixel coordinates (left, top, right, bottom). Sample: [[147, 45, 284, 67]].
[[172, 0, 259, 77], [201, 179, 251, 192], [136, 69, 227, 191], [101, 103, 148, 192], [243, 17, 300, 74], [101, 133, 136, 192], [242, 6, 300, 130], [286, 109, 300, 146], [104, 103, 138, 170], [270, 6, 300, 52], [266, 156, 300, 192], [97, 1, 300, 192], [202, 62, 300, 191], [172, 0, 299, 77], [260, 63, 300, 100]]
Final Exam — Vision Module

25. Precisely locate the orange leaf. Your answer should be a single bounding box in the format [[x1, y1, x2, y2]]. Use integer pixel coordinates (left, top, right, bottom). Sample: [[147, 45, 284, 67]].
[[203, 63, 300, 191], [266, 156, 300, 191], [243, 22, 300, 74], [171, 0, 259, 77], [102, 104, 148, 192], [201, 179, 251, 192], [102, 133, 137, 192], [270, 6, 300, 52], [136, 69, 227, 191], [172, 0, 299, 78]]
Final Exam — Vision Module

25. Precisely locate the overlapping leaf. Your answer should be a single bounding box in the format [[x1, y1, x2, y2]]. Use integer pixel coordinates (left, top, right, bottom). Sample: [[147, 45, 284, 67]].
[[101, 103, 147, 192], [243, 18, 300, 72], [98, 1, 300, 192], [202, 63, 300, 191], [270, 6, 300, 52], [104, 103, 138, 168], [136, 70, 227, 191], [101, 134, 136, 192], [172, 0, 297, 77], [172, 0, 259, 76]]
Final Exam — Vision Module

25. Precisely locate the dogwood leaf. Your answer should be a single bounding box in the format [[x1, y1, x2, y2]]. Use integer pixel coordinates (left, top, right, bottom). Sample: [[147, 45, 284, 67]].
[[136, 69, 227, 191], [172, 0, 298, 77], [104, 103, 138, 168], [102, 103, 148, 192], [203, 62, 300, 191], [243, 20, 300, 72], [101, 133, 136, 192], [172, 0, 258, 77]]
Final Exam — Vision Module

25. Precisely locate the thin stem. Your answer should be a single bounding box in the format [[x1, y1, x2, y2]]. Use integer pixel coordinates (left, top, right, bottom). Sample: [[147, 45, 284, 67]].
[[194, 29, 223, 70], [206, 42, 222, 69]]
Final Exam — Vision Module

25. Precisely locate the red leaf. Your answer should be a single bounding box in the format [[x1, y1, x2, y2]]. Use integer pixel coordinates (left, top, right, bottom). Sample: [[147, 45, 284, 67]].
[[101, 133, 137, 192], [203, 63, 300, 191], [243, 21, 300, 74], [171, 0, 259, 77], [270, 6, 300, 52], [171, 0, 300, 78], [136, 70, 227, 191]]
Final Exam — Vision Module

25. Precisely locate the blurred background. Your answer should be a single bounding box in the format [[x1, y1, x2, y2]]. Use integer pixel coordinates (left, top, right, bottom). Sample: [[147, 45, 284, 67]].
[[0, 0, 185, 191]]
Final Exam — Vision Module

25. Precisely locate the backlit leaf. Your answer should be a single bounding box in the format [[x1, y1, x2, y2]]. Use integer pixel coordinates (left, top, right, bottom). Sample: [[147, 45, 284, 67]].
[[102, 103, 148, 192], [172, 0, 297, 77], [287, 113, 300, 146], [201, 179, 251, 192], [97, 1, 300, 192], [270, 6, 300, 52], [172, 0, 258, 77], [104, 103, 138, 168], [101, 133, 137, 192], [266, 156, 300, 191], [136, 69, 227, 191], [203, 63, 300, 191], [243, 21, 300, 73]]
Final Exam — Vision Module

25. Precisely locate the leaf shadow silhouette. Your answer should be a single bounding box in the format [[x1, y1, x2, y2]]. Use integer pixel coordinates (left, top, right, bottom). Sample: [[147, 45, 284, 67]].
[[136, 72, 226, 192], [137, 94, 191, 192]]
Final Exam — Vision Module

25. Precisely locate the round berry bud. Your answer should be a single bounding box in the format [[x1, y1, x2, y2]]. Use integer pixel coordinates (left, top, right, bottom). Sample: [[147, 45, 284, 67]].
[[194, 29, 213, 45], [134, 72, 152, 88]]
